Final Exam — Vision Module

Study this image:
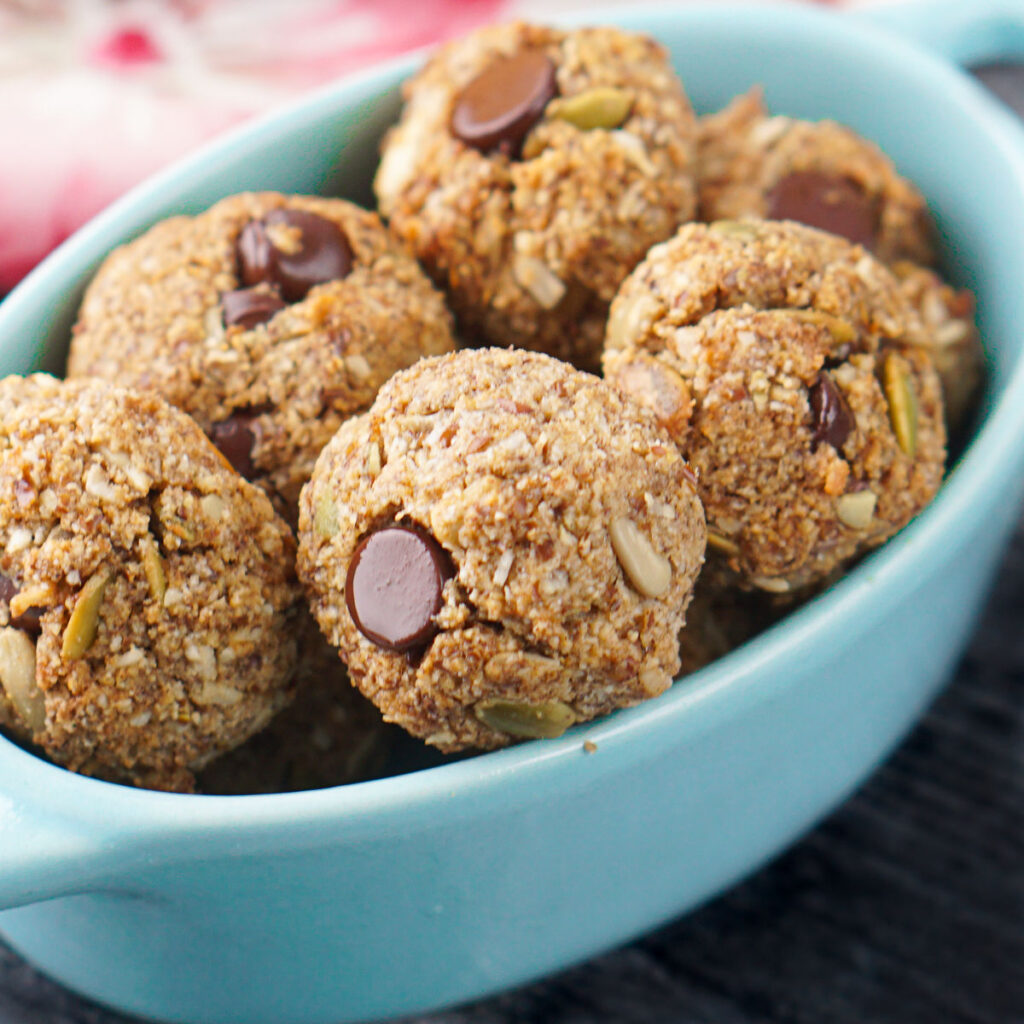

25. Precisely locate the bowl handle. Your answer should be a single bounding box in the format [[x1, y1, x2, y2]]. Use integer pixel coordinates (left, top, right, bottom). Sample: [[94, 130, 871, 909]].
[[0, 801, 105, 911], [852, 0, 1024, 65]]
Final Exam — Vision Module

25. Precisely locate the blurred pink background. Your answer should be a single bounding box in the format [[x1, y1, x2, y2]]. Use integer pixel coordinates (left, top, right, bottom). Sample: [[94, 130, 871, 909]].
[[0, 0, 843, 293]]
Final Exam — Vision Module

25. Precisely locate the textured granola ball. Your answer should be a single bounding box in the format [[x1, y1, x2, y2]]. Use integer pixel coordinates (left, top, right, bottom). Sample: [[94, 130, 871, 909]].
[[297, 348, 706, 751], [67, 192, 456, 520], [603, 219, 946, 594], [374, 21, 698, 370], [0, 376, 301, 791], [890, 261, 984, 436], [698, 88, 935, 266]]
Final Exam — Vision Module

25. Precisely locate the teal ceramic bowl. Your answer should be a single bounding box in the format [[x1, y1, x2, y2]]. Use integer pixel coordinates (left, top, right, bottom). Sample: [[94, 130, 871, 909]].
[[2, 3, 1024, 1022]]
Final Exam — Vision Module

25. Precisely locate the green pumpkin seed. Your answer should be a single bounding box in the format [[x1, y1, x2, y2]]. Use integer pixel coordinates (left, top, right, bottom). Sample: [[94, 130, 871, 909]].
[[882, 352, 918, 457], [61, 568, 111, 661], [475, 698, 576, 739], [551, 86, 632, 130]]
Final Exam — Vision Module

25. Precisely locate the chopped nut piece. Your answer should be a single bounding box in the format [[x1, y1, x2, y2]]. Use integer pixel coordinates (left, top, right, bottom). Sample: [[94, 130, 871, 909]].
[[748, 369, 770, 413], [365, 441, 382, 477], [711, 219, 761, 239], [484, 650, 561, 682], [609, 516, 671, 598], [786, 309, 858, 346], [706, 529, 741, 558], [6, 527, 32, 554], [193, 682, 243, 707], [0, 626, 43, 733], [513, 254, 566, 310], [61, 568, 111, 661], [749, 574, 791, 594], [203, 304, 226, 342], [637, 664, 668, 696], [84, 463, 117, 501], [882, 352, 919, 457], [347, 354, 372, 381], [611, 130, 655, 174], [9, 582, 55, 619], [140, 538, 167, 604], [837, 490, 877, 529], [200, 493, 228, 522], [550, 86, 633, 130], [313, 493, 339, 539], [158, 507, 197, 545], [605, 291, 661, 352], [609, 353, 693, 436], [474, 698, 576, 739], [492, 549, 515, 587]]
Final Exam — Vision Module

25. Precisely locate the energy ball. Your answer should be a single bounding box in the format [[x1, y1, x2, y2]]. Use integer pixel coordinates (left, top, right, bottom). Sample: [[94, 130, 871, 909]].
[[297, 348, 706, 752], [698, 88, 935, 266], [374, 22, 699, 370], [603, 220, 946, 594], [68, 192, 456, 520], [890, 260, 984, 437], [0, 376, 300, 791]]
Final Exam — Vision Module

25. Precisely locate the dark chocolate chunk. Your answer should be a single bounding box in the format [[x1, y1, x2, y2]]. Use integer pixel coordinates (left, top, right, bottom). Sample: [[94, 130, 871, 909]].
[[766, 171, 882, 250], [450, 49, 558, 156], [236, 209, 353, 303], [209, 414, 259, 480], [809, 371, 856, 451], [0, 573, 43, 634], [345, 525, 454, 652], [222, 286, 286, 329], [236, 218, 275, 287]]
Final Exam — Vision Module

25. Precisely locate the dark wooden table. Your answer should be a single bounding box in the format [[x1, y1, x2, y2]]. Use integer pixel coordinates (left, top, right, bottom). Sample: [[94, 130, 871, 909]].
[[2, 65, 1022, 1024]]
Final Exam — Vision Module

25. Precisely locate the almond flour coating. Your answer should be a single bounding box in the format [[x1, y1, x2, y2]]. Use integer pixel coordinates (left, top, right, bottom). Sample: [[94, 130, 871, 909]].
[[603, 220, 946, 593], [297, 348, 706, 752], [698, 88, 935, 266], [374, 22, 698, 370], [67, 192, 455, 520], [0, 376, 300, 791], [891, 261, 984, 437]]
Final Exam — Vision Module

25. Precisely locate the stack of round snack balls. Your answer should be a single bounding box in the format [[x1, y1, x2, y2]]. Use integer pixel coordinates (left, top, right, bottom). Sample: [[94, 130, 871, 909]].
[[0, 20, 976, 792]]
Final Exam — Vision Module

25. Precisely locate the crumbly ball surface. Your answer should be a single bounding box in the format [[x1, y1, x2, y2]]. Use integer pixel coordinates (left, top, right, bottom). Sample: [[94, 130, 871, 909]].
[[891, 260, 984, 437], [67, 192, 455, 519], [198, 618, 392, 794], [0, 376, 300, 791], [698, 88, 935, 266], [603, 220, 946, 593], [297, 348, 706, 751], [374, 22, 698, 370]]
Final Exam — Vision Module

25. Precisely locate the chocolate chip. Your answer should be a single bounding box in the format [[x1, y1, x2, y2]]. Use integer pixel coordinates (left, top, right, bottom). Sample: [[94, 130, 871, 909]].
[[222, 286, 286, 329], [345, 525, 454, 652], [766, 171, 882, 250], [209, 414, 259, 479], [236, 209, 353, 303], [450, 49, 558, 156], [809, 371, 856, 451], [0, 573, 43, 635]]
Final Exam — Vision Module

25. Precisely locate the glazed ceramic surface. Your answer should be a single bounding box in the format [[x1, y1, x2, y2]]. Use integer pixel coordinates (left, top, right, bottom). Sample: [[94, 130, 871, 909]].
[[1, 3, 1024, 1022]]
